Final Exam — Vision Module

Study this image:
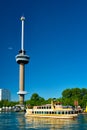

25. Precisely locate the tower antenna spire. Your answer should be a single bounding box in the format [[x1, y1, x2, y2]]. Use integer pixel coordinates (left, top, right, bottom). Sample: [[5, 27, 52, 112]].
[[21, 16, 25, 52]]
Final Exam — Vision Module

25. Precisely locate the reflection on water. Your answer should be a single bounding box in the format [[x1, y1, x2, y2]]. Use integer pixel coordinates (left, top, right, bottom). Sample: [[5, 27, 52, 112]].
[[25, 117, 77, 130], [0, 113, 87, 130]]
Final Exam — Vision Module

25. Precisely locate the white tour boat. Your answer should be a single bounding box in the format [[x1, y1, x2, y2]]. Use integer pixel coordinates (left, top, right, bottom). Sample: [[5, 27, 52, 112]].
[[25, 101, 78, 119]]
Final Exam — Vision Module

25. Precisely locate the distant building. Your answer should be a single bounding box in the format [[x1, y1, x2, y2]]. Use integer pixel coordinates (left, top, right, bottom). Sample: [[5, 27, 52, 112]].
[[0, 89, 10, 101]]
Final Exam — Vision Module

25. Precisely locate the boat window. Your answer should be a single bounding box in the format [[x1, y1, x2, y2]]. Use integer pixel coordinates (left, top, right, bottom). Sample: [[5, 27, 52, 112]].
[[70, 111, 73, 114], [62, 111, 64, 114], [65, 111, 67, 114], [58, 111, 60, 114], [52, 112, 54, 114], [68, 111, 70, 114]]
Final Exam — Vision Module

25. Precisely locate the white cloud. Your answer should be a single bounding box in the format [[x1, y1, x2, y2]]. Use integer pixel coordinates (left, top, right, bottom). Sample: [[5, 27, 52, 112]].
[[8, 47, 13, 50]]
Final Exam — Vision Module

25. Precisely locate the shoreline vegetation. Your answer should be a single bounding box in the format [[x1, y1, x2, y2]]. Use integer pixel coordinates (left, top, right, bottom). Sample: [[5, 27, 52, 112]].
[[0, 88, 87, 112]]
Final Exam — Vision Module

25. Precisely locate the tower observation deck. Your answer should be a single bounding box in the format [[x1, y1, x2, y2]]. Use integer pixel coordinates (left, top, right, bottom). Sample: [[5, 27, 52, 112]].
[[16, 16, 30, 105]]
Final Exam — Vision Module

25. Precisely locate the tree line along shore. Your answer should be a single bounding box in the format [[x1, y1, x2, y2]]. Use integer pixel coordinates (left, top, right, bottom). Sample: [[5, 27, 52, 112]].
[[0, 88, 87, 110]]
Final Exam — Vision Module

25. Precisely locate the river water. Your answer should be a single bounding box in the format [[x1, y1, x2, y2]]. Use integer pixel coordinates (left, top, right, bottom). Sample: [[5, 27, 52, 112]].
[[0, 112, 87, 130]]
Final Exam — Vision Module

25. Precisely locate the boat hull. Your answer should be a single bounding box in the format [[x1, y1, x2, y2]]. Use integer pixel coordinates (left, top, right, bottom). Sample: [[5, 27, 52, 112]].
[[25, 113, 77, 119]]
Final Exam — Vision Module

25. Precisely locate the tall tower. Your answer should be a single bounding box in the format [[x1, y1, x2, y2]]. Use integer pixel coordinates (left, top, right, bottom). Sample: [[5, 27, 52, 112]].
[[16, 16, 30, 105]]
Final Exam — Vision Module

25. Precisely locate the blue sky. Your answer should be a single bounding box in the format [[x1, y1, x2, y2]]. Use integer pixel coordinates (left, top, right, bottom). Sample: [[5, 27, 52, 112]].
[[0, 0, 87, 101]]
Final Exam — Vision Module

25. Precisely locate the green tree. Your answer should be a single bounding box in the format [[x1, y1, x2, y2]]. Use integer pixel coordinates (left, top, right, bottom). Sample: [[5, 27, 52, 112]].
[[29, 93, 45, 106], [62, 88, 87, 107], [62, 89, 72, 98]]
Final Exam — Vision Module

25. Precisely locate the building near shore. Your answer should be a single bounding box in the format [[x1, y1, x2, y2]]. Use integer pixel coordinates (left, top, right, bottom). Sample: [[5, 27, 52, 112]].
[[0, 89, 10, 101]]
